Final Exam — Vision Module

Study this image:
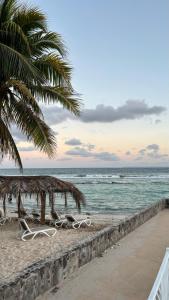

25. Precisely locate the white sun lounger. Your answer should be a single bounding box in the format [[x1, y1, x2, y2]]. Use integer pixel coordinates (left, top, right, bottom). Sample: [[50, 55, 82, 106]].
[[19, 218, 57, 241], [54, 218, 68, 228], [65, 214, 91, 229], [50, 211, 68, 228]]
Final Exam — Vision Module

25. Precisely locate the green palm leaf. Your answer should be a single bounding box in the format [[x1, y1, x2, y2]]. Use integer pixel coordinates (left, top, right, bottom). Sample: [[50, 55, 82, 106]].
[[0, 117, 22, 169], [1, 21, 30, 54], [13, 7, 47, 34], [30, 85, 81, 116], [0, 42, 43, 82], [34, 53, 72, 85], [0, 0, 18, 23], [30, 31, 67, 57], [0, 0, 82, 169], [7, 79, 42, 115], [8, 92, 56, 157]]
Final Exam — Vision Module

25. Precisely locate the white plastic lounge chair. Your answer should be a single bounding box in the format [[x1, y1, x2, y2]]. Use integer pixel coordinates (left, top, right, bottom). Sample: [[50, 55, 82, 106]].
[[50, 211, 68, 228], [19, 218, 57, 241], [32, 210, 40, 223], [65, 214, 91, 229]]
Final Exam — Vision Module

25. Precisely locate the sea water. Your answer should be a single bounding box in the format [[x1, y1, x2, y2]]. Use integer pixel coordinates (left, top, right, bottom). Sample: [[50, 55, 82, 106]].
[[0, 168, 169, 215]]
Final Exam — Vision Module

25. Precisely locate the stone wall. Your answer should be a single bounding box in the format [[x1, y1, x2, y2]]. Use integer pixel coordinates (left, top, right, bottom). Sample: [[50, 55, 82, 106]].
[[0, 199, 168, 300]]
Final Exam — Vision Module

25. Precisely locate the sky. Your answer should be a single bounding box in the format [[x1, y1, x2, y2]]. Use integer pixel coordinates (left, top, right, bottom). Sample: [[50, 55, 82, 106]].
[[2, 0, 169, 168]]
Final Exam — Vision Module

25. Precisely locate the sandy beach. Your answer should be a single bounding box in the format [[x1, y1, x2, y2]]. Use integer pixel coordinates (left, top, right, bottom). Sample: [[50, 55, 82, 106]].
[[0, 215, 123, 283]]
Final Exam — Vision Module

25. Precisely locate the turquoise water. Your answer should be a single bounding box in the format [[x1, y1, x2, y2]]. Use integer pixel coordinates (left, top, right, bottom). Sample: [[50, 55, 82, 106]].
[[0, 168, 169, 214]]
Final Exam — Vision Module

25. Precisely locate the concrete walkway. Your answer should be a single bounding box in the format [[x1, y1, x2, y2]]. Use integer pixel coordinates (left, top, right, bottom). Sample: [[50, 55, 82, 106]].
[[38, 210, 169, 300]]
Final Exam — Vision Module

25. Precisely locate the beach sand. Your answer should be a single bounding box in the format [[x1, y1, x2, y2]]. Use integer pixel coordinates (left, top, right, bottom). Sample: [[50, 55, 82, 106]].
[[0, 214, 125, 283]]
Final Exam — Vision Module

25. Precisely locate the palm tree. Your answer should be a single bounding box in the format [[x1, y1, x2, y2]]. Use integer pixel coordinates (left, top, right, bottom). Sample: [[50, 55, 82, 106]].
[[0, 0, 81, 169]]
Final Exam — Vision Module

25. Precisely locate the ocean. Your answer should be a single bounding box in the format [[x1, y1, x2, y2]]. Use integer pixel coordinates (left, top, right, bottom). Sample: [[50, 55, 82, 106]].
[[0, 167, 169, 215]]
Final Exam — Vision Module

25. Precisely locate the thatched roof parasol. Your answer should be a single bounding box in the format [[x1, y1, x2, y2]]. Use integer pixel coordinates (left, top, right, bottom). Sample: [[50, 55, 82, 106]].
[[0, 176, 85, 224]]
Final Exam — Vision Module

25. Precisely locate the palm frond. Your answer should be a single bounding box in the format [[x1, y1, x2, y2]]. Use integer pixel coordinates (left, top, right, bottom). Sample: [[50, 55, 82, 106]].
[[1, 21, 30, 54], [0, 117, 22, 169], [8, 92, 56, 157], [30, 31, 67, 57], [13, 6, 47, 33], [0, 0, 82, 168], [0, 42, 43, 82], [0, 0, 18, 23], [7, 79, 42, 115], [33, 53, 72, 85], [30, 85, 81, 116]]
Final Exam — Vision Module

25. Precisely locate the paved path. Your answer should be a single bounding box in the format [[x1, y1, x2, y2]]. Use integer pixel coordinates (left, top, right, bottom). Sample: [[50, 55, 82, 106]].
[[38, 210, 169, 300]]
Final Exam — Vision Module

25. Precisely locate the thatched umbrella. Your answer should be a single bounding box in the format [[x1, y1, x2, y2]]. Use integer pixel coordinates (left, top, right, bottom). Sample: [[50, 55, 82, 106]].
[[0, 176, 85, 224]]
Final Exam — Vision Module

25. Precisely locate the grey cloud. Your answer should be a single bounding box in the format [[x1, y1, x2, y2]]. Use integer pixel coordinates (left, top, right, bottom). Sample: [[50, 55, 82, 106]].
[[86, 144, 95, 151], [65, 138, 82, 146], [65, 147, 119, 161], [42, 100, 166, 125], [139, 149, 146, 155], [42, 106, 72, 125], [94, 152, 119, 161], [126, 151, 131, 155], [80, 100, 166, 123], [137, 144, 168, 160], [65, 138, 95, 150], [155, 119, 161, 124], [66, 147, 91, 157], [11, 126, 27, 142], [18, 146, 35, 152], [147, 153, 167, 159], [146, 144, 159, 151]]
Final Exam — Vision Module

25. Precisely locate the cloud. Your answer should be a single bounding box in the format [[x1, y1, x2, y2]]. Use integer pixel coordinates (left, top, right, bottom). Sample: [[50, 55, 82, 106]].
[[86, 144, 95, 151], [80, 101, 166, 123], [137, 144, 168, 160], [147, 152, 168, 159], [146, 144, 159, 151], [65, 147, 119, 161], [65, 138, 95, 151], [65, 138, 82, 146], [42, 106, 72, 125], [11, 127, 27, 142], [138, 149, 147, 156], [94, 152, 119, 161], [66, 147, 91, 157], [126, 151, 131, 155], [155, 119, 161, 124], [42, 100, 166, 125], [17, 146, 35, 152]]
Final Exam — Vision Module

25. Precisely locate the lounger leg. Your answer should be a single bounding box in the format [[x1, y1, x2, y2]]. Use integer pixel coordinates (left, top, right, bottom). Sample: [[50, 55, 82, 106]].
[[21, 228, 56, 241], [86, 219, 91, 226], [72, 222, 80, 229]]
